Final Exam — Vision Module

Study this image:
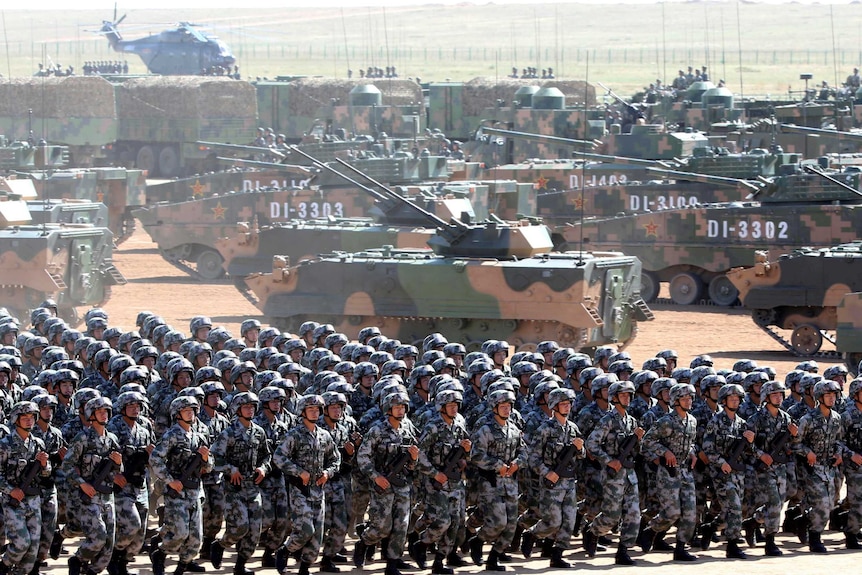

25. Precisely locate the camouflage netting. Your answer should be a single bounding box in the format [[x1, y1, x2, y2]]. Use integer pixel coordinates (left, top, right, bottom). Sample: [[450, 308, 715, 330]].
[[285, 78, 423, 117], [461, 78, 596, 118], [0, 76, 115, 118], [116, 77, 257, 119]]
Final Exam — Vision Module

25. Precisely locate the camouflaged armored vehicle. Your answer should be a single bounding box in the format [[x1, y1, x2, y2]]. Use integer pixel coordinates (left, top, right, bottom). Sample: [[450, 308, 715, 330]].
[[242, 154, 653, 352], [0, 137, 70, 170], [727, 241, 862, 357], [557, 159, 862, 307], [836, 291, 862, 373], [0, 188, 126, 323]]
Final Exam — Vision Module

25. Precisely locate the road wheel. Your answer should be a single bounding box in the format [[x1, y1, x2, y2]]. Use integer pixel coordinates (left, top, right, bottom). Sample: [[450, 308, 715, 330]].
[[669, 272, 704, 306], [791, 324, 823, 356], [195, 249, 225, 281], [158, 146, 180, 178], [707, 275, 739, 307], [640, 271, 660, 303], [135, 145, 157, 176]]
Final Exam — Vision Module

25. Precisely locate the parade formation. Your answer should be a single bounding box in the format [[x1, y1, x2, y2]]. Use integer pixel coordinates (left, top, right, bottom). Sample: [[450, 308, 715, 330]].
[[0, 305, 859, 575]]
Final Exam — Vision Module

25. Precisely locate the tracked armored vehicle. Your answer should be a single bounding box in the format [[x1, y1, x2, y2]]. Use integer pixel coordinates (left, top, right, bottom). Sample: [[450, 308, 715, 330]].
[[836, 291, 862, 374], [557, 159, 862, 307], [0, 188, 125, 323], [242, 150, 653, 352], [728, 242, 862, 357]]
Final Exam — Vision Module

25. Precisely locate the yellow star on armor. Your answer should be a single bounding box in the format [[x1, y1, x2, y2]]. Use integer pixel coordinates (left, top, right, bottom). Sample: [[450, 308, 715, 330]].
[[95, 191, 105, 203], [212, 202, 227, 221], [570, 196, 586, 210], [643, 220, 659, 237], [191, 179, 205, 198], [534, 176, 549, 190]]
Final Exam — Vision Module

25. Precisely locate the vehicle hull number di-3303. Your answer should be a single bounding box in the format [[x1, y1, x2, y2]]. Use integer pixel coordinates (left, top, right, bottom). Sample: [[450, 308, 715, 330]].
[[706, 219, 789, 239]]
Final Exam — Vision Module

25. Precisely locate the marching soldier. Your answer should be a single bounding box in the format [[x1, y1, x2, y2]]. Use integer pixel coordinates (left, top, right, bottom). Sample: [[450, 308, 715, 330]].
[[197, 382, 229, 560], [149, 396, 212, 575], [841, 377, 862, 549], [32, 394, 65, 572], [585, 381, 644, 565], [273, 394, 340, 575]]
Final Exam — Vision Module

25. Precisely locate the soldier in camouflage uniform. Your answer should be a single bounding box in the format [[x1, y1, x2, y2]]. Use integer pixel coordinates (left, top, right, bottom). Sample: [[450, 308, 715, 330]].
[[273, 394, 340, 575], [0, 402, 50, 575], [575, 374, 614, 535], [792, 379, 845, 553], [841, 378, 862, 549], [62, 396, 123, 575], [520, 388, 584, 569], [196, 382, 229, 560], [413, 389, 471, 574], [209, 392, 271, 575], [348, 362, 378, 533], [32, 394, 64, 571], [745, 380, 797, 556], [353, 392, 418, 575], [586, 381, 644, 566], [106, 392, 156, 575], [253, 386, 292, 569], [148, 396, 212, 575], [466, 390, 525, 572], [639, 383, 698, 562], [701, 383, 753, 559]]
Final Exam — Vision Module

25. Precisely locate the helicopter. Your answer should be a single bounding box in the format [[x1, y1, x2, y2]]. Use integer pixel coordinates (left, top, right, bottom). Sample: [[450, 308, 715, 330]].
[[97, 9, 236, 76]]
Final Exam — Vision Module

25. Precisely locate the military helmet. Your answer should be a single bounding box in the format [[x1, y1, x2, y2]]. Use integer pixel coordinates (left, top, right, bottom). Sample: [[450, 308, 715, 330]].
[[229, 391, 259, 415], [479, 369, 505, 395], [796, 359, 819, 373], [115, 391, 146, 412], [590, 373, 619, 395], [669, 383, 696, 406], [656, 349, 679, 361], [357, 326, 381, 344], [383, 391, 410, 412], [609, 380, 636, 402], [229, 361, 257, 386], [689, 366, 716, 390], [651, 377, 676, 400], [423, 332, 448, 352], [369, 351, 394, 367], [689, 354, 714, 369], [101, 326, 122, 344], [760, 380, 787, 398], [9, 401, 39, 425], [593, 346, 615, 364], [194, 366, 222, 386], [800, 374, 823, 394], [511, 361, 539, 379], [578, 366, 604, 388], [109, 354, 136, 379], [536, 340, 560, 355], [743, 371, 769, 393], [93, 347, 118, 371], [823, 365, 849, 382], [378, 339, 402, 356], [240, 319, 261, 337], [532, 379, 560, 402], [366, 335, 388, 351], [258, 327, 280, 346], [170, 395, 199, 419], [354, 361, 379, 381], [254, 370, 282, 391], [394, 345, 419, 361], [718, 384, 745, 403], [848, 378, 862, 398], [295, 393, 323, 413], [135, 311, 154, 329], [189, 316, 212, 335], [382, 359, 409, 377], [133, 345, 159, 364], [486, 389, 515, 409], [257, 386, 286, 405], [813, 380, 841, 401], [608, 360, 634, 376], [84, 396, 113, 419], [34, 394, 58, 410], [547, 387, 575, 410], [201, 381, 227, 398], [117, 331, 141, 351], [22, 385, 48, 402], [167, 358, 194, 385], [642, 357, 667, 373], [466, 358, 493, 377], [700, 374, 727, 393], [118, 383, 147, 397], [216, 356, 240, 377], [120, 366, 150, 387], [324, 333, 348, 351], [551, 347, 575, 369], [51, 368, 79, 388], [443, 342, 466, 358], [784, 369, 806, 389], [72, 388, 101, 411], [435, 389, 463, 410], [322, 391, 348, 407], [350, 344, 373, 363], [633, 370, 658, 390]]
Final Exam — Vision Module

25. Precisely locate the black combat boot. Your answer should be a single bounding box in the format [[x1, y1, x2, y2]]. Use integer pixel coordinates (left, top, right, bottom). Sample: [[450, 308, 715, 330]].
[[0, 561, 9, 575], [233, 557, 253, 575], [183, 561, 204, 573], [652, 530, 674, 552], [845, 531, 861, 550], [483, 549, 506, 572], [431, 554, 453, 575], [209, 540, 225, 569], [276, 546, 289, 573], [549, 547, 571, 569], [519, 530, 534, 559], [384, 558, 403, 575], [614, 544, 635, 566], [468, 536, 483, 565], [673, 541, 697, 562], [320, 556, 340, 573], [637, 527, 656, 553], [411, 541, 428, 570], [699, 521, 716, 551], [298, 561, 310, 575], [261, 548, 275, 568], [149, 548, 166, 575], [726, 539, 748, 559], [199, 537, 213, 561], [27, 563, 39, 575], [508, 525, 523, 553], [764, 534, 782, 557], [583, 529, 598, 557], [353, 539, 368, 568], [121, 558, 138, 575], [540, 538, 554, 558], [808, 531, 828, 554], [173, 563, 187, 575], [50, 530, 64, 561], [446, 552, 466, 567]]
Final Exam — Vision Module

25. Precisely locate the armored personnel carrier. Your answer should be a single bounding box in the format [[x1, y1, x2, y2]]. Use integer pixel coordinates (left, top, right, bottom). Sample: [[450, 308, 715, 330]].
[[0, 188, 126, 323], [557, 159, 862, 307], [242, 152, 653, 352], [727, 241, 862, 357]]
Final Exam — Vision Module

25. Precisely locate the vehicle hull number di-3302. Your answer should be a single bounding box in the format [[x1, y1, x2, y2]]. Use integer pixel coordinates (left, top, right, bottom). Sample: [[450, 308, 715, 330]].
[[706, 219, 789, 239]]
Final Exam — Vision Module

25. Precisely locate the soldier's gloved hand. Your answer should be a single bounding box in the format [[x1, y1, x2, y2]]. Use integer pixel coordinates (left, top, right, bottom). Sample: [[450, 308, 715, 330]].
[[197, 446, 209, 461], [743, 430, 755, 443], [36, 451, 48, 467], [460, 439, 472, 452], [852, 453, 862, 466], [788, 423, 799, 437], [299, 470, 311, 486], [80, 483, 96, 498], [806, 452, 817, 466], [408, 445, 419, 460], [9, 487, 24, 502], [573, 438, 584, 450], [109, 451, 123, 465], [114, 474, 127, 488]]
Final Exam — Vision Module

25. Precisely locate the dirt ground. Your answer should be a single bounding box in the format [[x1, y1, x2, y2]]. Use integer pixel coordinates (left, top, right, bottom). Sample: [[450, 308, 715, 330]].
[[75, 223, 858, 575]]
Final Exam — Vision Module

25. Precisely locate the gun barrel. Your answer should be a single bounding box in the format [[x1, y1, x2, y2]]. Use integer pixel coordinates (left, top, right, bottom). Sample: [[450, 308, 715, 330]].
[[645, 166, 761, 193], [481, 127, 599, 150], [779, 124, 862, 139]]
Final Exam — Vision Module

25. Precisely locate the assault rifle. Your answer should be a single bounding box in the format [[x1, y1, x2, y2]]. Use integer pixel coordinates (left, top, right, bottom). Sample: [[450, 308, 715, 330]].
[[432, 445, 466, 490], [91, 456, 119, 495], [374, 445, 413, 493], [167, 452, 204, 496], [287, 473, 318, 497], [543, 444, 578, 488], [755, 430, 791, 472], [121, 447, 150, 488], [726, 437, 749, 472], [18, 460, 44, 497], [607, 434, 638, 476]]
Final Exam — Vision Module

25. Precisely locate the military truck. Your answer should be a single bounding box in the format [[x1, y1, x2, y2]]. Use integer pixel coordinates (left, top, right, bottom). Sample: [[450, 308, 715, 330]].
[[0, 187, 126, 323], [728, 242, 862, 357], [557, 159, 862, 307], [242, 154, 653, 352]]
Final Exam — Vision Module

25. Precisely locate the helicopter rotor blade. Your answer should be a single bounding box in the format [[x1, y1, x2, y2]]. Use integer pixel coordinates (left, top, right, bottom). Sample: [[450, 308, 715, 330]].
[[116, 14, 127, 26]]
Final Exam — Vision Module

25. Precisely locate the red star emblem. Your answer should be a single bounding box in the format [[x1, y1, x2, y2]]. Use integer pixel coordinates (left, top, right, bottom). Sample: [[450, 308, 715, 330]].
[[643, 220, 659, 237], [570, 196, 586, 210], [95, 191, 105, 203], [212, 201, 227, 221], [191, 179, 205, 198], [535, 176, 549, 190]]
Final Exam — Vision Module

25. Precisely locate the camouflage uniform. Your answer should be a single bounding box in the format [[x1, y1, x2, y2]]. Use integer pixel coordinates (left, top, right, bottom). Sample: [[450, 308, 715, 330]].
[[273, 420, 340, 564], [210, 418, 272, 562], [0, 431, 49, 575], [746, 407, 792, 535], [252, 411, 292, 557], [641, 410, 697, 544], [355, 417, 417, 560], [320, 416, 358, 560], [149, 420, 213, 564], [62, 426, 122, 573], [587, 409, 640, 549], [32, 419, 63, 566], [197, 407, 228, 550], [792, 407, 844, 533], [525, 415, 584, 549], [702, 410, 750, 542], [106, 414, 154, 564], [574, 401, 609, 523], [348, 388, 376, 530], [841, 400, 862, 539], [469, 413, 525, 554]]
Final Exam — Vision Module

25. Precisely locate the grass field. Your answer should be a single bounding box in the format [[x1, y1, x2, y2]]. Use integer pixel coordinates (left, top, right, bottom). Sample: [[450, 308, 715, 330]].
[[4, 3, 862, 97]]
